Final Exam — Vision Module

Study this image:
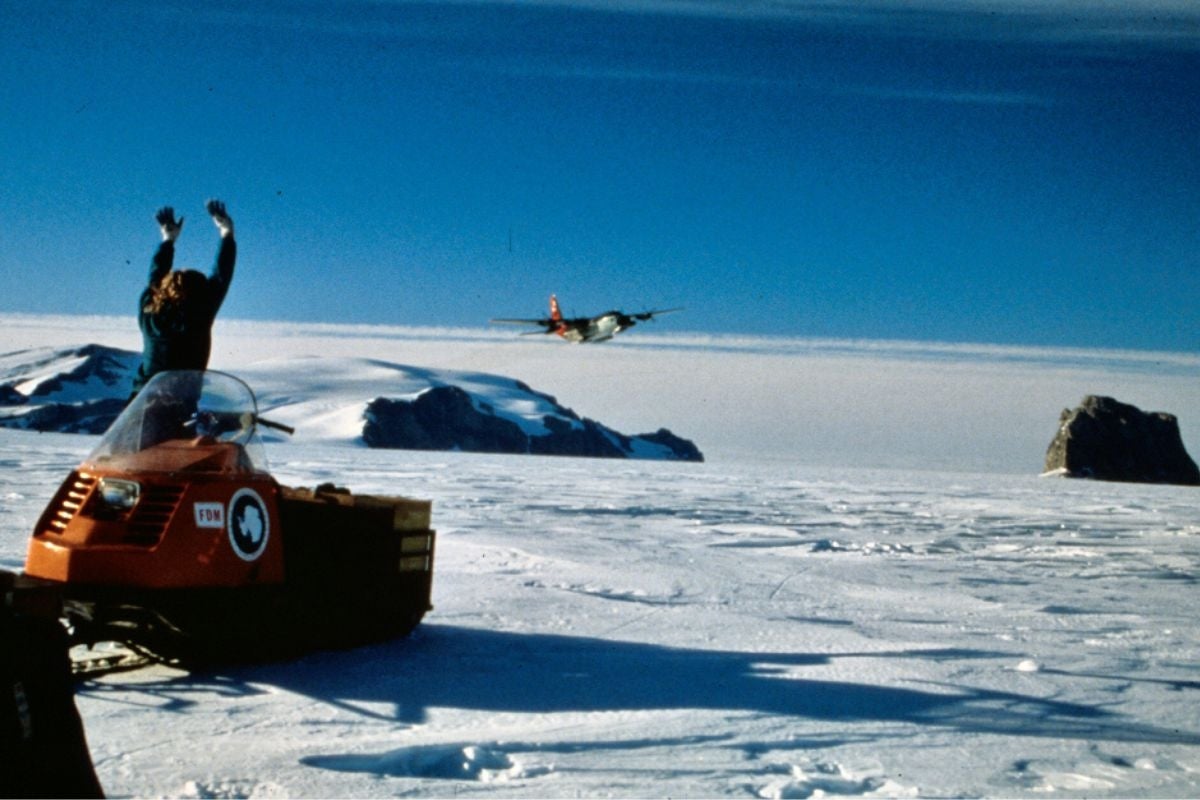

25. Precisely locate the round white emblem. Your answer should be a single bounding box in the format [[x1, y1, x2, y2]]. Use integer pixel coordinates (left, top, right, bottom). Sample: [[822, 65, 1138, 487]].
[[227, 487, 270, 561]]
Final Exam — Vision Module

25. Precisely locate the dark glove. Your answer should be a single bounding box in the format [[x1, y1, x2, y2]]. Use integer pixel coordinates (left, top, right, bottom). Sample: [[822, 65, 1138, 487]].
[[206, 199, 234, 238], [156, 206, 183, 242]]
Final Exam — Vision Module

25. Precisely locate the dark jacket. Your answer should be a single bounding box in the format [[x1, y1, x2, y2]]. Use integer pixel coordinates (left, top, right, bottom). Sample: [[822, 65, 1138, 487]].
[[131, 236, 236, 397], [1, 572, 105, 798]]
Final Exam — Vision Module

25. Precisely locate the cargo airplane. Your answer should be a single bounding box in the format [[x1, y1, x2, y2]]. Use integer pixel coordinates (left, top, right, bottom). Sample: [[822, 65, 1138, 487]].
[[491, 294, 682, 343]]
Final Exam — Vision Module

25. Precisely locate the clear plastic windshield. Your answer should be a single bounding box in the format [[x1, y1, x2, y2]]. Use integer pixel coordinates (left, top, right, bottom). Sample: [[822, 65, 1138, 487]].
[[86, 370, 268, 472]]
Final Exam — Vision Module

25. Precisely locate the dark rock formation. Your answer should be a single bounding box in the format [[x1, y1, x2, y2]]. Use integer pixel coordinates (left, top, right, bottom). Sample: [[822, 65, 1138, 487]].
[[639, 428, 706, 462], [1044, 395, 1199, 486], [363, 387, 530, 453], [526, 414, 625, 458], [1, 399, 128, 435], [19, 344, 135, 398], [364, 387, 704, 461], [0, 344, 138, 433]]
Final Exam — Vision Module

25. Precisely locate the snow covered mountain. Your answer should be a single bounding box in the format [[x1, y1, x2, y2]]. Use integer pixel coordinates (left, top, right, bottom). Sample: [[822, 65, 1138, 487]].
[[0, 344, 136, 434], [0, 344, 702, 461]]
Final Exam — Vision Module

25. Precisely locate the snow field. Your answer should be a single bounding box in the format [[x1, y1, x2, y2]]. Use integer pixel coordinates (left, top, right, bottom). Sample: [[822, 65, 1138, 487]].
[[3, 436, 1195, 797]]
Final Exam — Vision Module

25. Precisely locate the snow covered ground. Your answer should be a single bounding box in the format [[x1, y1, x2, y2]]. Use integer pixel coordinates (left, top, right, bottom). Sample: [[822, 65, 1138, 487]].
[[1, 314, 1198, 797]]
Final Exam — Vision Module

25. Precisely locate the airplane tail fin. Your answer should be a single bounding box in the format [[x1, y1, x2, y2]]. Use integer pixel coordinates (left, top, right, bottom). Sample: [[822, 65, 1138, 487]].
[[549, 294, 562, 322]]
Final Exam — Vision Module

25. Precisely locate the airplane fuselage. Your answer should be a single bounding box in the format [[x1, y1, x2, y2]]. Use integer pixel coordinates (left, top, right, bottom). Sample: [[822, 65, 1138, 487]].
[[562, 312, 632, 343], [491, 295, 679, 342]]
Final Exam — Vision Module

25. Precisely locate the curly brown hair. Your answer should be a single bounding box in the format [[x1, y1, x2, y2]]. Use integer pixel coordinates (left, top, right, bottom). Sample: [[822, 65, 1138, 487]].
[[144, 270, 207, 315]]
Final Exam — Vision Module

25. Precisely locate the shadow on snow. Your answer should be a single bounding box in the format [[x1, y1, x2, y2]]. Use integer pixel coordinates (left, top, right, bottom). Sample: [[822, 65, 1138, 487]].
[[236, 625, 1196, 744], [77, 622, 1198, 778]]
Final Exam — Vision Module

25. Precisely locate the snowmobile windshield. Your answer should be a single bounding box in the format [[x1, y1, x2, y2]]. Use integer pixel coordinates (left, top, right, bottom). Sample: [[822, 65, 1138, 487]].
[[86, 370, 269, 473]]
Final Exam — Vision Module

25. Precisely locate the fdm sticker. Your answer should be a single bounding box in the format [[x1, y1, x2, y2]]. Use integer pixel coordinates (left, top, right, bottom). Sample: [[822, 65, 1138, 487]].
[[194, 502, 224, 529], [227, 488, 269, 562]]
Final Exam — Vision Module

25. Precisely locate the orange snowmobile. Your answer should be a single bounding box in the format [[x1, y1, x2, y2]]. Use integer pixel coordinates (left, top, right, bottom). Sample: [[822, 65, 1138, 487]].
[[21, 370, 435, 665]]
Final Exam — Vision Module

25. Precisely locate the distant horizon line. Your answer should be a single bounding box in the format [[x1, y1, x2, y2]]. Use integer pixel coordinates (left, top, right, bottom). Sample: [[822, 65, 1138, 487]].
[[3, 311, 1197, 373]]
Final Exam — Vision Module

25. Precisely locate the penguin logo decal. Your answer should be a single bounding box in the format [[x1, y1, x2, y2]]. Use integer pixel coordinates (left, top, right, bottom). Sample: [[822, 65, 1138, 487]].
[[227, 488, 269, 561]]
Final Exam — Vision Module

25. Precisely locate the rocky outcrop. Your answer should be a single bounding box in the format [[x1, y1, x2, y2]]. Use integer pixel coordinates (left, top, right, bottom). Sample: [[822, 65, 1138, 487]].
[[0, 344, 139, 433], [17, 343, 135, 398], [1044, 395, 1199, 486], [363, 387, 529, 453], [1, 399, 129, 435], [638, 428, 706, 462], [363, 387, 704, 461]]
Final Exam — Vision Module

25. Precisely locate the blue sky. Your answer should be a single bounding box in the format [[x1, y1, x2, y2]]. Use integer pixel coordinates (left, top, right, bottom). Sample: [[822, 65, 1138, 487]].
[[2, 0, 1198, 351]]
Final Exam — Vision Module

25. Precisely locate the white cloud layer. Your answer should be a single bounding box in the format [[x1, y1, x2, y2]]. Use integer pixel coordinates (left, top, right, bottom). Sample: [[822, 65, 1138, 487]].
[[448, 0, 1200, 47]]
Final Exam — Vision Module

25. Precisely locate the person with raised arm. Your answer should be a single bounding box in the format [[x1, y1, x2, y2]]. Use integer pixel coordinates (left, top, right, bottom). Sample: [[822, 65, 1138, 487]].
[[130, 199, 237, 399]]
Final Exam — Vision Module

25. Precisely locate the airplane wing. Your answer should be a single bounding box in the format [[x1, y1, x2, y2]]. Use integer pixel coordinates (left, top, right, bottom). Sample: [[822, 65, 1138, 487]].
[[490, 317, 554, 327], [489, 317, 563, 337], [631, 307, 684, 321], [492, 302, 681, 342]]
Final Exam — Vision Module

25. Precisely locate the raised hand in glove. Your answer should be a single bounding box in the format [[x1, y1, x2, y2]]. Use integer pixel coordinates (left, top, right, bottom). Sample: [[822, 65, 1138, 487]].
[[206, 199, 234, 238], [156, 207, 183, 242]]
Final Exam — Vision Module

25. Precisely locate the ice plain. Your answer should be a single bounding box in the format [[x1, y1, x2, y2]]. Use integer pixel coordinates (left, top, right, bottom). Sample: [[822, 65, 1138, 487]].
[[1, 314, 1198, 797]]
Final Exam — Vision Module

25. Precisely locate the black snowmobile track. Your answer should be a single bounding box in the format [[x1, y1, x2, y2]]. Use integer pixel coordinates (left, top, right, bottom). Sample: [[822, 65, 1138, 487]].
[[70, 646, 157, 681]]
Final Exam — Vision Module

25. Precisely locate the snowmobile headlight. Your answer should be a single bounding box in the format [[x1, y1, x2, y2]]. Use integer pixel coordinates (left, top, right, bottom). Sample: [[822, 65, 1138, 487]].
[[97, 478, 140, 511]]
